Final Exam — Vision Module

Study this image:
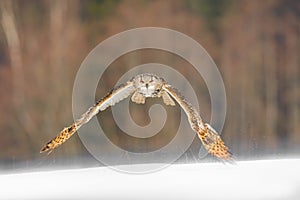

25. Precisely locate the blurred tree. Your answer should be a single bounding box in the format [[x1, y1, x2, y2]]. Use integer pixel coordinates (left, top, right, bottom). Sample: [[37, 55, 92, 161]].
[[0, 0, 299, 167], [186, 0, 232, 41], [80, 0, 121, 20], [0, 0, 37, 153]]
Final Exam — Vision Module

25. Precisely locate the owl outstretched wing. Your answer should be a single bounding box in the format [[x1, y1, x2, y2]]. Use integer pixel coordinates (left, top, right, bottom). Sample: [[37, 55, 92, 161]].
[[162, 84, 233, 161], [40, 81, 135, 154]]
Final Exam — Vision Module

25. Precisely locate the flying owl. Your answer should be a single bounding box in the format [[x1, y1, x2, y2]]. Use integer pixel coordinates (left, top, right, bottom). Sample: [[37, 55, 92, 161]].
[[40, 73, 233, 161]]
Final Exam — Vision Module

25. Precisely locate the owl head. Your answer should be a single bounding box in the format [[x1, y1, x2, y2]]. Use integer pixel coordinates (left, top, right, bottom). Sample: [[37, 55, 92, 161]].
[[133, 73, 165, 97]]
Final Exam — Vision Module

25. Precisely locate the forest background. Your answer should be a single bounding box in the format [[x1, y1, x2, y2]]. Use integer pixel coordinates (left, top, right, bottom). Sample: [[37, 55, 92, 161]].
[[0, 0, 299, 170]]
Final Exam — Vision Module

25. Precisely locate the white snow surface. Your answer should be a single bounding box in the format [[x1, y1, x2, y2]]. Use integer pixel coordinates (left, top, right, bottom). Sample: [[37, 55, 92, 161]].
[[0, 159, 299, 200]]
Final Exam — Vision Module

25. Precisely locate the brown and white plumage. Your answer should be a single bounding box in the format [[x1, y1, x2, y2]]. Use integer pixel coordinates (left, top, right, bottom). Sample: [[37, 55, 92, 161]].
[[40, 81, 135, 154], [162, 84, 233, 161], [40, 73, 233, 161]]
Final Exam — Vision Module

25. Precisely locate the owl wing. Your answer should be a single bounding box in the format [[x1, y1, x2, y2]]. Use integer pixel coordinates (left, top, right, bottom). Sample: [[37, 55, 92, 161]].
[[40, 81, 136, 154], [162, 84, 233, 161]]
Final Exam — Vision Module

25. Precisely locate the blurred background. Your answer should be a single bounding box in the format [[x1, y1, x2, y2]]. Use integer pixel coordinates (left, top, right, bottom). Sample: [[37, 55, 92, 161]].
[[0, 0, 299, 172]]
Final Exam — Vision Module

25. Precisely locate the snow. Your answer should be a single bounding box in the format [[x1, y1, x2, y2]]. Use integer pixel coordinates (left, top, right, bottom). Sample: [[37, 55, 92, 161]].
[[0, 159, 299, 200]]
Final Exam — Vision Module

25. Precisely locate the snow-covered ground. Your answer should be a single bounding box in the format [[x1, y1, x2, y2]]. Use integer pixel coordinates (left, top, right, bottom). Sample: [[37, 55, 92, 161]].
[[1, 159, 299, 200]]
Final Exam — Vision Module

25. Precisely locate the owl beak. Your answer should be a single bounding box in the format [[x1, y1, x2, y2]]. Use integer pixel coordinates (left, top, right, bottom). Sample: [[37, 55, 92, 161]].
[[145, 83, 149, 88]]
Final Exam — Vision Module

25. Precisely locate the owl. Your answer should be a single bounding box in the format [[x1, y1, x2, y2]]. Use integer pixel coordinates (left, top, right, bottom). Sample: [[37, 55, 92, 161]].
[[40, 73, 233, 161]]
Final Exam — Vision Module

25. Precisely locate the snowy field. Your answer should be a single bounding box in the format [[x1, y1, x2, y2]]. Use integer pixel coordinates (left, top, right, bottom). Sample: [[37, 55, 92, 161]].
[[0, 158, 299, 200]]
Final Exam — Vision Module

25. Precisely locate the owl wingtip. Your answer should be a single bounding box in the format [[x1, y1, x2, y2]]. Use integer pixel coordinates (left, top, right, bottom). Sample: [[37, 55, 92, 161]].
[[219, 152, 237, 164], [222, 158, 237, 165], [40, 143, 53, 154], [40, 146, 48, 153]]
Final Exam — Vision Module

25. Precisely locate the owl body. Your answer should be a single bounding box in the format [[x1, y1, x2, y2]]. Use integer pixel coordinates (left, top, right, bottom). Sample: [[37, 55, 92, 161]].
[[131, 74, 175, 105], [41, 73, 233, 161], [132, 73, 164, 97]]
